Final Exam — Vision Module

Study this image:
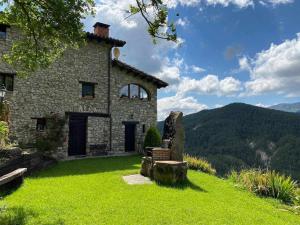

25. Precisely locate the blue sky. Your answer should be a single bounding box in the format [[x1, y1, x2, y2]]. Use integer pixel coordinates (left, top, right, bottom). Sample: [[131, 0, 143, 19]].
[[167, 1, 300, 106], [2, 0, 300, 120]]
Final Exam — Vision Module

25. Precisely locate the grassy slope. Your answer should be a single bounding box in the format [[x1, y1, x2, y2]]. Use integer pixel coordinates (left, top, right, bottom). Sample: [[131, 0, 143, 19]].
[[1, 156, 299, 225]]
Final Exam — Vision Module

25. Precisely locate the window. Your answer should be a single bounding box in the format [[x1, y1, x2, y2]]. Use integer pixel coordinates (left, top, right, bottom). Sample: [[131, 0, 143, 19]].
[[81, 82, 95, 98], [36, 118, 46, 131], [120, 85, 129, 98], [0, 73, 14, 91], [0, 25, 6, 39], [130, 84, 139, 99], [142, 124, 146, 133], [119, 84, 149, 100]]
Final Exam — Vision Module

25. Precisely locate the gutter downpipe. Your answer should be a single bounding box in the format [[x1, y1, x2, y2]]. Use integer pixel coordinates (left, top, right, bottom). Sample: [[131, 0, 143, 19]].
[[108, 46, 113, 152]]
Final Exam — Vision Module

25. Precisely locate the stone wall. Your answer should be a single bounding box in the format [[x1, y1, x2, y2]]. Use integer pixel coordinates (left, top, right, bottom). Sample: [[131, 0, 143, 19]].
[[0, 25, 160, 157], [0, 26, 19, 74], [0, 151, 56, 177], [87, 117, 110, 155], [1, 26, 111, 155], [110, 66, 157, 152]]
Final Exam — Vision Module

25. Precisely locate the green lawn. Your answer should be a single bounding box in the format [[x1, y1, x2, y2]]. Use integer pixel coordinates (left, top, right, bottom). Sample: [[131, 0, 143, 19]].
[[1, 155, 299, 225]]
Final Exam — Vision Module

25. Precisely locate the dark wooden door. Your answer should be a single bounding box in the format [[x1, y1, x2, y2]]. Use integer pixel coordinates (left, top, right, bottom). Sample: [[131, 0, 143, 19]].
[[125, 124, 136, 152], [68, 115, 87, 156]]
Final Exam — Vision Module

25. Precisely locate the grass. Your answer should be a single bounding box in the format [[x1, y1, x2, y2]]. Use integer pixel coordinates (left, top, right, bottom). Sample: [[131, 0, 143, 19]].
[[184, 154, 216, 175], [0, 155, 299, 225], [229, 169, 299, 204]]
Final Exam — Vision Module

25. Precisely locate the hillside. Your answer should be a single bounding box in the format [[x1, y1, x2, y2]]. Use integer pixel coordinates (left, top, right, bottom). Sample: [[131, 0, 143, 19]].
[[158, 103, 300, 179], [270, 102, 300, 113]]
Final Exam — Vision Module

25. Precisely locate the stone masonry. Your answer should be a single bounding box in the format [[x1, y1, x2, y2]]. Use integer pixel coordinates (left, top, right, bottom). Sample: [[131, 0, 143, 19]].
[[0, 23, 168, 158]]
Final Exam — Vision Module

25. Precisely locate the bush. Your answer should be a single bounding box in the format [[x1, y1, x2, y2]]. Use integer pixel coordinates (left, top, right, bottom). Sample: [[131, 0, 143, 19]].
[[0, 121, 9, 148], [228, 169, 298, 204], [295, 188, 300, 205], [34, 114, 66, 153], [184, 154, 216, 175], [143, 126, 161, 149]]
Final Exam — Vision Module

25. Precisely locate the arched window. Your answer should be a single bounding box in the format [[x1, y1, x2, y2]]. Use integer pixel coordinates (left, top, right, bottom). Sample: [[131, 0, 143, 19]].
[[119, 84, 149, 100]]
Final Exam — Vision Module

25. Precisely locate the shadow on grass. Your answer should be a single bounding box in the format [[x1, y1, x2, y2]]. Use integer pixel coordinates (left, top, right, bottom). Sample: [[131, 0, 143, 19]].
[[31, 155, 141, 178], [0, 177, 25, 198], [157, 179, 207, 192], [0, 206, 65, 225]]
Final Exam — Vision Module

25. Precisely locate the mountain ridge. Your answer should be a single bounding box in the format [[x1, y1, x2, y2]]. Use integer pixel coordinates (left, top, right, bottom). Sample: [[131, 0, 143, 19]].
[[269, 102, 300, 113], [158, 103, 300, 180]]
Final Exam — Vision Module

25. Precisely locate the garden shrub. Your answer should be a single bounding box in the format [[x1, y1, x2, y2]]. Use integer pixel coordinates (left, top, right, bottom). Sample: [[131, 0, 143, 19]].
[[143, 126, 161, 149], [228, 169, 298, 204], [184, 154, 216, 175], [295, 188, 300, 205]]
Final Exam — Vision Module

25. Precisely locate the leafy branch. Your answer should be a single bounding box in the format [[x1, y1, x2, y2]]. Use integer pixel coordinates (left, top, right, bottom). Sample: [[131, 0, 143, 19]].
[[0, 0, 177, 76], [129, 0, 177, 43]]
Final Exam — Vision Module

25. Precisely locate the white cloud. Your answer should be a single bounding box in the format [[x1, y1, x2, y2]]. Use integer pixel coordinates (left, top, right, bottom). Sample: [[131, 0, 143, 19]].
[[243, 33, 300, 97], [176, 17, 190, 27], [177, 75, 242, 96], [205, 0, 254, 8], [255, 103, 270, 108], [267, 0, 293, 5], [191, 65, 206, 73], [239, 56, 252, 72], [220, 77, 243, 95], [214, 104, 224, 108], [94, 0, 138, 29], [155, 57, 181, 86], [165, 0, 201, 8], [176, 0, 294, 8], [158, 95, 208, 120]]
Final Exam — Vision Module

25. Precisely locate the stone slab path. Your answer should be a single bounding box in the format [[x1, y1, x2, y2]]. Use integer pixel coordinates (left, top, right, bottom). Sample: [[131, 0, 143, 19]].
[[122, 174, 153, 185]]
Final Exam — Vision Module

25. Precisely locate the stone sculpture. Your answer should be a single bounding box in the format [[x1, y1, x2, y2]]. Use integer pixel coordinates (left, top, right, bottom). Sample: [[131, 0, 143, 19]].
[[162, 111, 185, 161]]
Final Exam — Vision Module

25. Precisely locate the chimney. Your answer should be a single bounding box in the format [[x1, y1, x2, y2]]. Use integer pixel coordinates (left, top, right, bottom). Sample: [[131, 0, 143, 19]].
[[93, 22, 110, 38]]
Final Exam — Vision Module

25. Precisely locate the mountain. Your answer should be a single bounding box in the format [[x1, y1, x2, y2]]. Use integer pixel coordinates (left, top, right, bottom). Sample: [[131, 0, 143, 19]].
[[269, 102, 300, 113], [158, 103, 300, 180]]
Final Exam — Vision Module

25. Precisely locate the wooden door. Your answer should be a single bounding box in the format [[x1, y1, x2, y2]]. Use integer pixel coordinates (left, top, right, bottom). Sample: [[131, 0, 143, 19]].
[[68, 115, 87, 156]]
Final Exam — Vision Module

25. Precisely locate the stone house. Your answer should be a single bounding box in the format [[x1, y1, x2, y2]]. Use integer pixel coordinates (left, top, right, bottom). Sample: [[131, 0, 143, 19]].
[[0, 22, 168, 158]]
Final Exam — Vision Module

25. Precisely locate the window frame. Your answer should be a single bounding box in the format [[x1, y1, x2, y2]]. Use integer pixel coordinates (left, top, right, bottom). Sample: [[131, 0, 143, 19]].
[[119, 84, 150, 100], [80, 81, 97, 99], [0, 73, 14, 91]]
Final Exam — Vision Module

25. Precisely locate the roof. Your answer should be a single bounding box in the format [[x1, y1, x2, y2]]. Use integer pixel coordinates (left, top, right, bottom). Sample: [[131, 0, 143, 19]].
[[86, 32, 126, 47], [112, 59, 168, 89]]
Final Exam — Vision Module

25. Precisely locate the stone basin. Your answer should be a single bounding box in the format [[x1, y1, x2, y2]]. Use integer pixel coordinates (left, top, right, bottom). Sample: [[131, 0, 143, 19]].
[[153, 160, 187, 184]]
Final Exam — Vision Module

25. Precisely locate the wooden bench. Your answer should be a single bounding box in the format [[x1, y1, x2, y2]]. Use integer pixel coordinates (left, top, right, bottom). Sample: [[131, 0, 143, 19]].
[[0, 168, 27, 187]]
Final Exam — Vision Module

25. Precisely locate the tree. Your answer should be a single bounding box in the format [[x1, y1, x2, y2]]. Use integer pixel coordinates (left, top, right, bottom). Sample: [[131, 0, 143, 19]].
[[0, 0, 177, 76]]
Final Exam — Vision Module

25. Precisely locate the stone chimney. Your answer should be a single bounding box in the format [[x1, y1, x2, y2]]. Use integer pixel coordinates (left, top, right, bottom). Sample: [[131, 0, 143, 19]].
[[93, 22, 110, 38]]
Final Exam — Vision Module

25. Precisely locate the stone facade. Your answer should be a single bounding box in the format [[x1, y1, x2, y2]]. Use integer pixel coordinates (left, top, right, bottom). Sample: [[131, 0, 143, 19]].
[[110, 66, 158, 152], [0, 23, 167, 158]]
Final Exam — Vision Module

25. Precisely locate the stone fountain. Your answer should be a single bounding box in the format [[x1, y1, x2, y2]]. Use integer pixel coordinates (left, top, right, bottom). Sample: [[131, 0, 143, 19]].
[[141, 111, 187, 184]]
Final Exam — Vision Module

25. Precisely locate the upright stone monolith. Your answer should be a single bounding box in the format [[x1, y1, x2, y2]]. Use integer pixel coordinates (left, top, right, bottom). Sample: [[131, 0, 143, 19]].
[[162, 111, 185, 161]]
